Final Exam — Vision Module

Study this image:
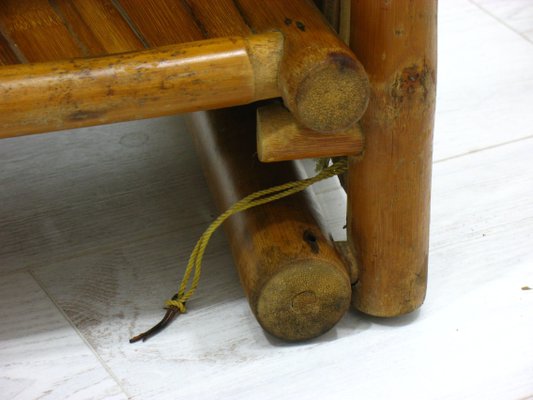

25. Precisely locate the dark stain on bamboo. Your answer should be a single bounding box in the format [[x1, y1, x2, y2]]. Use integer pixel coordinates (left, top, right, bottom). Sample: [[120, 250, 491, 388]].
[[303, 229, 319, 254], [391, 63, 432, 104], [328, 51, 358, 72], [68, 109, 105, 121]]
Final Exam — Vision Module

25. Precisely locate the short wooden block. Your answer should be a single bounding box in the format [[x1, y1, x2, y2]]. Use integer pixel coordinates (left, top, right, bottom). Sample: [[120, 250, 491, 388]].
[[257, 103, 364, 162]]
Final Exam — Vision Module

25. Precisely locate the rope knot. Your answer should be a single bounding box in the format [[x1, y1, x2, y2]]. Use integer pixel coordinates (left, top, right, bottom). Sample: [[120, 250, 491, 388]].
[[165, 299, 187, 313]]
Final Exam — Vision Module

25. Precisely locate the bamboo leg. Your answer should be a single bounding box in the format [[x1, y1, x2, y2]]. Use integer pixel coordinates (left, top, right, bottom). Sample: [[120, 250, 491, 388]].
[[347, 1, 437, 316], [186, 106, 351, 341]]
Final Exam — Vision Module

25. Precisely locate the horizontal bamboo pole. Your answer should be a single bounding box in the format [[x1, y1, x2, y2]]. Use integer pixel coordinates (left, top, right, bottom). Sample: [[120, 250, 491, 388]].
[[0, 33, 283, 138], [236, 0, 369, 132], [0, 0, 370, 139], [256, 103, 364, 162], [187, 106, 351, 341]]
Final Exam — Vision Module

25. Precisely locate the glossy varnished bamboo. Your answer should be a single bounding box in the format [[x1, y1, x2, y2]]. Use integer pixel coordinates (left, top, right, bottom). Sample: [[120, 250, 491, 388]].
[[187, 107, 351, 341], [0, 0, 84, 62], [117, 0, 251, 44], [0, 0, 369, 138], [0, 33, 283, 138], [122, 0, 369, 132], [347, 0, 437, 316], [52, 0, 146, 55], [115, 0, 205, 45]]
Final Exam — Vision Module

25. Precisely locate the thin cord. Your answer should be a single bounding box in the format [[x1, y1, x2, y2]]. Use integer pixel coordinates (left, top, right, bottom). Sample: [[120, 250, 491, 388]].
[[130, 158, 348, 343]]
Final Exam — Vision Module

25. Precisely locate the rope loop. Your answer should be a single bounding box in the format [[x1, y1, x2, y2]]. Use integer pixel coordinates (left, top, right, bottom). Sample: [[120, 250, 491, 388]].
[[129, 158, 348, 343]]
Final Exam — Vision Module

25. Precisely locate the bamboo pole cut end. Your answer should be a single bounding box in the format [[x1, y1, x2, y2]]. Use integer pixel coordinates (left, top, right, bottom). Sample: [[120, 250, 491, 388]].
[[256, 260, 351, 341], [280, 46, 370, 133], [293, 52, 369, 132]]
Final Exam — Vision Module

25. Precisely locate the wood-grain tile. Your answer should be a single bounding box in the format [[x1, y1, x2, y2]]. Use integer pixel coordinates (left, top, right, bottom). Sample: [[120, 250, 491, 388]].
[[430, 136, 533, 302], [472, 0, 533, 42], [0, 272, 127, 399], [31, 231, 258, 399], [33, 127, 533, 400], [0, 116, 213, 273], [423, 138, 533, 399], [434, 0, 533, 161]]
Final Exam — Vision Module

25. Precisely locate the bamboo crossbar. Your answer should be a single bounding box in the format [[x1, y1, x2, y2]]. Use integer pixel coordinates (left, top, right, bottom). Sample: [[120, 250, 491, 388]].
[[0, 33, 283, 138]]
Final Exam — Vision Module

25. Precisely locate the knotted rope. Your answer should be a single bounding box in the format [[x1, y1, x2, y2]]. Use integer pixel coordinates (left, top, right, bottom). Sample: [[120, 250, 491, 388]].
[[130, 158, 348, 343]]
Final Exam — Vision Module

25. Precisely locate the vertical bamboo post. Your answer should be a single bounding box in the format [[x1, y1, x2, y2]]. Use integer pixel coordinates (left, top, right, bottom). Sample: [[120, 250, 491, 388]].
[[347, 0, 437, 316]]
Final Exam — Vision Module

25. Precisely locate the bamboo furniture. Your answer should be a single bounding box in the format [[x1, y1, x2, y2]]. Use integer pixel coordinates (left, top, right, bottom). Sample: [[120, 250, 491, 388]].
[[0, 0, 437, 341], [348, 1, 437, 316], [189, 107, 351, 341]]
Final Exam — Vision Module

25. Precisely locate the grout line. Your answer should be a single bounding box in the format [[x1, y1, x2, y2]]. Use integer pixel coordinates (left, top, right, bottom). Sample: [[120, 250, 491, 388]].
[[28, 269, 133, 400], [468, 0, 533, 46], [434, 134, 533, 164], [0, 268, 35, 279]]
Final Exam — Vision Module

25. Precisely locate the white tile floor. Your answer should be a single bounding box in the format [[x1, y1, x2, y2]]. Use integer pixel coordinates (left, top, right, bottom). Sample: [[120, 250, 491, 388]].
[[1, 1, 532, 399]]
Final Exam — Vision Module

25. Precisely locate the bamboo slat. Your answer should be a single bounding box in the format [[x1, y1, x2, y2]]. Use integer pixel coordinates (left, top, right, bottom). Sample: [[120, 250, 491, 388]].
[[116, 0, 204, 46], [0, 31, 19, 65], [181, 0, 252, 38], [0, 0, 83, 62], [52, 0, 145, 55]]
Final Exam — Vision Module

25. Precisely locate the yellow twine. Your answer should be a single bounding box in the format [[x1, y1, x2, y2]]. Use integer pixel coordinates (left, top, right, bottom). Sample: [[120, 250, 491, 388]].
[[164, 158, 348, 314]]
